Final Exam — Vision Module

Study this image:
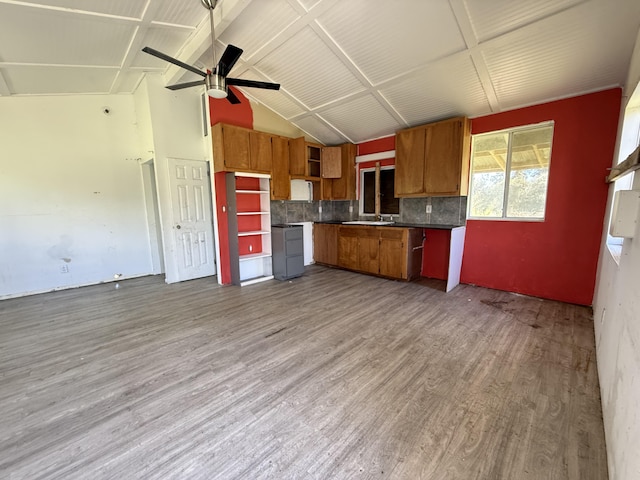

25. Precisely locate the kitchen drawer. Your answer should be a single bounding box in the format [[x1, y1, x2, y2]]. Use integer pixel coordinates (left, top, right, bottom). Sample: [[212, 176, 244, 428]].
[[285, 238, 304, 256]]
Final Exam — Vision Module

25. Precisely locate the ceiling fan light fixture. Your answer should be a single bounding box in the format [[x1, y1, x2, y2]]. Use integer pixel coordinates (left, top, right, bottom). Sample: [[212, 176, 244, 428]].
[[206, 74, 227, 99]]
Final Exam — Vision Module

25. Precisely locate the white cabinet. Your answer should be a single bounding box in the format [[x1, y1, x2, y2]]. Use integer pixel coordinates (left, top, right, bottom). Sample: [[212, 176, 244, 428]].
[[226, 173, 273, 285]]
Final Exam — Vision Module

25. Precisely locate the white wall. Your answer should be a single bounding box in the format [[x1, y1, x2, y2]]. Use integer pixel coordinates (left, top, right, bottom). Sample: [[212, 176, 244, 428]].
[[140, 75, 213, 283], [0, 95, 153, 298], [592, 27, 640, 480]]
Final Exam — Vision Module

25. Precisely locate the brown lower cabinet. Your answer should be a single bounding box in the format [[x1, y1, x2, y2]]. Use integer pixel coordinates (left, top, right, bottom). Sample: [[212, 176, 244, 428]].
[[315, 224, 423, 281], [314, 223, 339, 266]]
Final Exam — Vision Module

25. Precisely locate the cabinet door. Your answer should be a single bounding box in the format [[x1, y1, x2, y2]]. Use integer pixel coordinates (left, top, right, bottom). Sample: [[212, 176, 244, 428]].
[[357, 228, 379, 274], [271, 136, 290, 200], [222, 125, 251, 170], [338, 227, 359, 270], [425, 118, 466, 196], [331, 143, 356, 200], [379, 228, 407, 279], [321, 146, 341, 178], [249, 131, 273, 173], [314, 224, 338, 265], [395, 127, 427, 196], [289, 137, 306, 176], [320, 178, 333, 201]]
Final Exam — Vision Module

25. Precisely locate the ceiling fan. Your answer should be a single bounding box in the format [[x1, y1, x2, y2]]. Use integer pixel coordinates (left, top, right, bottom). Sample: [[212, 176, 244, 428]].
[[142, 0, 280, 104]]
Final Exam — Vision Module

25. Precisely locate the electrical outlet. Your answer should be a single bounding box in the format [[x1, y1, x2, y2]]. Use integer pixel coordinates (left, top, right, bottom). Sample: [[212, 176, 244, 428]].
[[60, 265, 69, 274], [426, 204, 432, 214], [318, 205, 322, 213], [349, 205, 353, 213]]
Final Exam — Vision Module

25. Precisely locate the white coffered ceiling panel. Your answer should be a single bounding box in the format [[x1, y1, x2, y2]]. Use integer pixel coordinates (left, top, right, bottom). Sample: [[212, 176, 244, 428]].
[[1, 0, 639, 144], [0, 4, 135, 65], [380, 56, 490, 125], [293, 115, 346, 145], [27, 0, 148, 18], [132, 26, 199, 68], [235, 69, 306, 119], [4, 67, 117, 95], [462, 0, 585, 42], [316, 0, 467, 85], [296, 0, 321, 12], [255, 26, 365, 110], [482, 2, 640, 108], [113, 71, 146, 94], [154, 0, 207, 27], [319, 94, 402, 143], [218, 0, 300, 61]]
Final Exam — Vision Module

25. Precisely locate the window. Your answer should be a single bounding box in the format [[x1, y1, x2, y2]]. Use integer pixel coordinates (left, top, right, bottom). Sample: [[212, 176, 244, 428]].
[[606, 102, 640, 262], [360, 167, 399, 216], [468, 123, 554, 220]]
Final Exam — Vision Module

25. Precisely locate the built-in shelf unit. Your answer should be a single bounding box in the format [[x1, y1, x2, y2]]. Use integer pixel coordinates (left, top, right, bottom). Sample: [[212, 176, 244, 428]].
[[226, 172, 273, 286]]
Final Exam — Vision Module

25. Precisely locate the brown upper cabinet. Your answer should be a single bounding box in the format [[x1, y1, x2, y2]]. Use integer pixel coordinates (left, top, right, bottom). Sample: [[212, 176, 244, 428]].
[[289, 138, 343, 179], [270, 135, 290, 201], [212, 123, 273, 174], [289, 138, 321, 178], [322, 143, 357, 200], [395, 116, 471, 197]]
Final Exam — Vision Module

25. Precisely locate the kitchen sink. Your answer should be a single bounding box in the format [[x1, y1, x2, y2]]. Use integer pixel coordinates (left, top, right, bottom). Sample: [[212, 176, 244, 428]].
[[342, 221, 395, 226]]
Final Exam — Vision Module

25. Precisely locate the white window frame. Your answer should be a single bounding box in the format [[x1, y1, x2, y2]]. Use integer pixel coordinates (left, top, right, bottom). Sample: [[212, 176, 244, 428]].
[[359, 165, 396, 217], [467, 121, 554, 221]]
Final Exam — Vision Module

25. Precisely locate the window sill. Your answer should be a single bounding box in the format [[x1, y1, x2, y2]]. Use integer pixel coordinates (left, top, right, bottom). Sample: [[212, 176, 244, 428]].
[[607, 243, 622, 265]]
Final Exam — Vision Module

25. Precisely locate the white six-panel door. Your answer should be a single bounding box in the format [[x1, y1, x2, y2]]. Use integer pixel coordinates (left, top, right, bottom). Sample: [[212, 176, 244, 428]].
[[168, 158, 216, 281]]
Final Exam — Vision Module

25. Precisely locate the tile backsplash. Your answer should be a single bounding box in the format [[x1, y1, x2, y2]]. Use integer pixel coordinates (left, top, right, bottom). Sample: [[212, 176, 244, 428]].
[[400, 197, 467, 225], [270, 200, 358, 224], [272, 197, 466, 225]]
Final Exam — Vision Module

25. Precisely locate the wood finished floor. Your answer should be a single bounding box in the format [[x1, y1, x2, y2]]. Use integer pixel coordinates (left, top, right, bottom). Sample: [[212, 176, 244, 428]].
[[0, 266, 607, 479]]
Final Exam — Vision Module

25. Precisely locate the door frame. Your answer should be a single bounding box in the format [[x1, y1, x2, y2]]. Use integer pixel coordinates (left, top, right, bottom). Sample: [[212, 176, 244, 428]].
[[140, 159, 165, 275]]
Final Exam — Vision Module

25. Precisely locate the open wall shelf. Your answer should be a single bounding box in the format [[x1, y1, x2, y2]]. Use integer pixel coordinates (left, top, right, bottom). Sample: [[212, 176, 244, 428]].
[[226, 172, 273, 286]]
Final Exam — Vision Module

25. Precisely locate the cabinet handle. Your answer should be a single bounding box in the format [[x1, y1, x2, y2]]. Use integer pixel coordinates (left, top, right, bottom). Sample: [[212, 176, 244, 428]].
[[412, 245, 423, 251]]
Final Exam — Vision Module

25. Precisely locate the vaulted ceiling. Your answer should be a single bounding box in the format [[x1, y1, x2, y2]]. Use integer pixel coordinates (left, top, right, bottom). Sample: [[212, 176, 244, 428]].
[[1, 0, 639, 144]]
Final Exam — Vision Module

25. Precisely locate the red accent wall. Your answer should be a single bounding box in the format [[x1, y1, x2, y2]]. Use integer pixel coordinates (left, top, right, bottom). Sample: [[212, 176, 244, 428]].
[[209, 86, 253, 128], [210, 88, 254, 284], [461, 88, 621, 305], [214, 171, 232, 285], [358, 136, 395, 155]]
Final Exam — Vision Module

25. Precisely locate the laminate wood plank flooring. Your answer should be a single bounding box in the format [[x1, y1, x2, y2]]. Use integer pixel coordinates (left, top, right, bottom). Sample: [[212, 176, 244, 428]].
[[0, 266, 607, 479]]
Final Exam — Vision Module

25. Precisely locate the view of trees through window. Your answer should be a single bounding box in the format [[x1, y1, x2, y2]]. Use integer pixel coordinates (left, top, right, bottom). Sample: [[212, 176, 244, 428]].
[[468, 124, 554, 219]]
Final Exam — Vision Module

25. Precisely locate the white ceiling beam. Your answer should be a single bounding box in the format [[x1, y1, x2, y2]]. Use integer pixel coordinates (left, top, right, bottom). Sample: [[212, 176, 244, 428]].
[[448, 0, 500, 112], [0, 70, 11, 95], [0, 0, 140, 23], [109, 0, 165, 93]]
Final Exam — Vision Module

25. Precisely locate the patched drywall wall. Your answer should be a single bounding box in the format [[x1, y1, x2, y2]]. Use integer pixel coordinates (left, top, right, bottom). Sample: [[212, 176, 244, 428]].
[[593, 27, 640, 480], [0, 95, 153, 298]]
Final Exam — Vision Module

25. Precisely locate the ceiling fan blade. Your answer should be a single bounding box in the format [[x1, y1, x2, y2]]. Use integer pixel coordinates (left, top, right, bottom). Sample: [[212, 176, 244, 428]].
[[167, 80, 206, 90], [142, 46, 206, 78], [226, 78, 280, 90], [217, 44, 243, 77], [226, 88, 241, 104]]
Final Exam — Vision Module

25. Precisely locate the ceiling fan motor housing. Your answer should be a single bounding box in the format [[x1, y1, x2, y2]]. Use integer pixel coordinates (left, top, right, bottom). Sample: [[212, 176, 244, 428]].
[[207, 74, 227, 99]]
